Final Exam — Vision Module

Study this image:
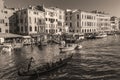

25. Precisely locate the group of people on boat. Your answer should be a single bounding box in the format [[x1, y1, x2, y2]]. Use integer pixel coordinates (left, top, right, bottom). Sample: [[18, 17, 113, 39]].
[[27, 57, 64, 72], [18, 53, 73, 76]]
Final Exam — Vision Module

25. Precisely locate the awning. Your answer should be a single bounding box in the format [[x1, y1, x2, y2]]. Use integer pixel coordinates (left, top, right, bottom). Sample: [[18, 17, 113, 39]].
[[0, 33, 22, 38], [30, 33, 47, 37], [22, 36, 31, 38]]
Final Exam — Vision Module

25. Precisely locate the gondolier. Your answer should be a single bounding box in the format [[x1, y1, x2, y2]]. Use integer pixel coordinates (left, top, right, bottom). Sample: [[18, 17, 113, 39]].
[[27, 57, 35, 72]]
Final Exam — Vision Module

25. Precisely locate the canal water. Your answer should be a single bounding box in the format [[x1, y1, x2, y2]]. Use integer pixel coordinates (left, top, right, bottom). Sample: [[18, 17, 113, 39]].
[[0, 35, 120, 80]]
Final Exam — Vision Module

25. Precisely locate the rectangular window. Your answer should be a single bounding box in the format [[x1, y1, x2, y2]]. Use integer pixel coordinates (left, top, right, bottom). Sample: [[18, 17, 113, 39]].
[[21, 26, 23, 32], [77, 30, 79, 32], [56, 30, 57, 33], [0, 19, 4, 24], [4, 11, 8, 14], [35, 26, 37, 31], [6, 29, 8, 33], [5, 23, 8, 26], [30, 26, 32, 31], [0, 28, 1, 32], [46, 18, 47, 21], [70, 23, 72, 27], [24, 11, 26, 14], [34, 12, 37, 15], [77, 14, 79, 19], [38, 19, 41, 24], [70, 16, 72, 20], [77, 22, 79, 27], [46, 30, 48, 33], [35, 18, 37, 23], [20, 19, 23, 23]]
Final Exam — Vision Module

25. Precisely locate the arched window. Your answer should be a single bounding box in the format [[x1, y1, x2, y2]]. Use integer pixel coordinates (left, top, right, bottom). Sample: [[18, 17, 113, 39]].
[[0, 28, 1, 32]]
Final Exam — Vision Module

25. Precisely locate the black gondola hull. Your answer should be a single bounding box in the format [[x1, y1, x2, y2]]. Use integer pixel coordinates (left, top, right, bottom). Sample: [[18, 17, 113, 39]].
[[18, 55, 73, 76]]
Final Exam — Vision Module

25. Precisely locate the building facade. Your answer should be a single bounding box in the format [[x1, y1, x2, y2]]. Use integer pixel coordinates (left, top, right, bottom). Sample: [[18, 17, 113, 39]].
[[44, 7, 65, 34], [110, 16, 119, 31], [0, 0, 15, 33], [13, 6, 45, 35], [0, 0, 4, 9], [65, 9, 98, 34], [65, 10, 112, 34], [11, 5, 65, 35], [119, 18, 120, 31], [80, 11, 98, 33], [92, 11, 111, 32]]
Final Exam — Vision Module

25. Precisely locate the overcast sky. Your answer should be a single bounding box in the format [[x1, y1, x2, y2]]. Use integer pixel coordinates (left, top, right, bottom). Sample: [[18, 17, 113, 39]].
[[4, 0, 120, 17]]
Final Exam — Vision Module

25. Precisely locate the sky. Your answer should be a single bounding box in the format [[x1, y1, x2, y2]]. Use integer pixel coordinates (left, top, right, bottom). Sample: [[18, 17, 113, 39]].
[[4, 0, 120, 17]]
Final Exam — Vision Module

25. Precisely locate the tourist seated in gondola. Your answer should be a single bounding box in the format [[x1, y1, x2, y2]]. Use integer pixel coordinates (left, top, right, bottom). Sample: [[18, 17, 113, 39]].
[[42, 62, 50, 70], [59, 58, 63, 63], [51, 62, 55, 67], [46, 62, 51, 70]]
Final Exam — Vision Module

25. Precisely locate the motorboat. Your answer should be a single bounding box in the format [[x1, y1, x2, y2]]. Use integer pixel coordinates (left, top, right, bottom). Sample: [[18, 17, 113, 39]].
[[18, 54, 73, 76], [59, 44, 77, 52], [85, 33, 96, 39], [95, 33, 107, 39]]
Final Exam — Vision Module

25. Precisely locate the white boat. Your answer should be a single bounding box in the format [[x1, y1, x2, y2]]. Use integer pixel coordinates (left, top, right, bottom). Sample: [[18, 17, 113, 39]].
[[95, 33, 107, 39], [59, 44, 77, 52], [0, 44, 13, 54]]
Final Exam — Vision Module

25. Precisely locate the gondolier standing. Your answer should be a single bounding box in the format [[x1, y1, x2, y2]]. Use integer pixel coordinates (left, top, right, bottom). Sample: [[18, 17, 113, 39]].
[[27, 57, 35, 72]]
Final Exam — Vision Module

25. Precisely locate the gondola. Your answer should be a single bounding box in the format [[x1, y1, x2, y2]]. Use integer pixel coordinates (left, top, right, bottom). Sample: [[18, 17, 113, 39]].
[[18, 54, 73, 76]]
